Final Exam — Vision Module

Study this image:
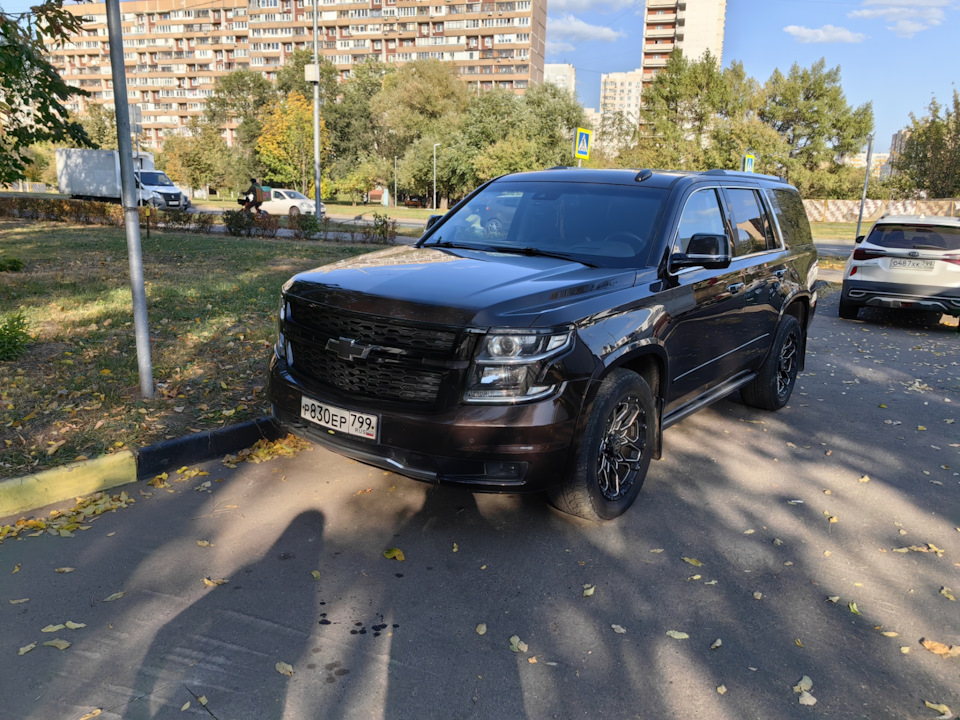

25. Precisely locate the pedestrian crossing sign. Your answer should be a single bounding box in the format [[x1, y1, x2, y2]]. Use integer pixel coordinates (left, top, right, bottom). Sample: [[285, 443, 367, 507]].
[[742, 154, 756, 173], [574, 127, 592, 160]]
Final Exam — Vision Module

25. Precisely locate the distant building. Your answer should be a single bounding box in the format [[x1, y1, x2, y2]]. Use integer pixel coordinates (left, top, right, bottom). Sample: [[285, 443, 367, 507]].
[[600, 68, 643, 123], [641, 0, 726, 89], [544, 62, 576, 96], [50, 0, 546, 148], [843, 151, 890, 180]]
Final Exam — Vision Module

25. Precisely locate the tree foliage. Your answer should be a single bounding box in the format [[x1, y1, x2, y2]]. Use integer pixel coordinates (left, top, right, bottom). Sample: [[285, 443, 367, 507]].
[[156, 120, 232, 194], [0, 0, 91, 183], [893, 91, 960, 198], [78, 102, 118, 150], [256, 92, 329, 194]]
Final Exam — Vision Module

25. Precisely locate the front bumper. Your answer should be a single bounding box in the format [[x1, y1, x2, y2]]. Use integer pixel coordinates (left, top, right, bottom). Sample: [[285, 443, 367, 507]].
[[842, 278, 960, 314], [268, 354, 584, 493]]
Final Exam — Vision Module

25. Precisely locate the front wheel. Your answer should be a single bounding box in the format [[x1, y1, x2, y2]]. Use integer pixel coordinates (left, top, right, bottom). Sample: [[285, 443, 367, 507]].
[[289, 207, 300, 217], [740, 315, 802, 411], [548, 370, 656, 521]]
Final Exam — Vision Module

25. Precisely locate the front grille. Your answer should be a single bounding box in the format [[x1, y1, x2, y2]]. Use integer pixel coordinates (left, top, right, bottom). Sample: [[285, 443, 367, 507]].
[[288, 297, 458, 357], [284, 297, 464, 405], [291, 340, 443, 403]]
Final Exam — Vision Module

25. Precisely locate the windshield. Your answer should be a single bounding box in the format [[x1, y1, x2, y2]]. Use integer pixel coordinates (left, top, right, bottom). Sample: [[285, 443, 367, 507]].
[[139, 171, 174, 187], [285, 190, 308, 200], [426, 180, 666, 267], [867, 223, 960, 251]]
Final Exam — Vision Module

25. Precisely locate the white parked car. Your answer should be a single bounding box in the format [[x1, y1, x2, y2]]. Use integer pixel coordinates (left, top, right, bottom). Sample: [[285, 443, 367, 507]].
[[839, 215, 960, 319], [260, 188, 326, 217]]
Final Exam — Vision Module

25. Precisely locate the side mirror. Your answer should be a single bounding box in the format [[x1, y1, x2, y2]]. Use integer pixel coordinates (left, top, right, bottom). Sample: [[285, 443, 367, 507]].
[[425, 214, 443, 231], [855, 235, 865, 244], [670, 233, 732, 271]]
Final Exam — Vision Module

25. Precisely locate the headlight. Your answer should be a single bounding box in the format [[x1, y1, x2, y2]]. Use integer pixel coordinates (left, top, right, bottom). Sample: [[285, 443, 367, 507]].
[[463, 330, 571, 403], [276, 297, 293, 365]]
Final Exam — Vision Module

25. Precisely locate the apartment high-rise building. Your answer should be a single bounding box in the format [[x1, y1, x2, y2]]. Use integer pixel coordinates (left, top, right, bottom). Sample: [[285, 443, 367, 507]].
[[599, 68, 643, 123], [51, 0, 546, 147], [641, 0, 725, 88], [597, 1, 725, 123], [543, 62, 575, 97]]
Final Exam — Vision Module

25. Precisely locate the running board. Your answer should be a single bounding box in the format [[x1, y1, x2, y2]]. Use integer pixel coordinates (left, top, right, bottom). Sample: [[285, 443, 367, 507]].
[[661, 371, 757, 430]]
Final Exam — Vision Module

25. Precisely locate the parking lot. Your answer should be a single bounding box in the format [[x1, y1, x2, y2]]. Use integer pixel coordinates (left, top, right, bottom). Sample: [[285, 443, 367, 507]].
[[3, 288, 959, 720]]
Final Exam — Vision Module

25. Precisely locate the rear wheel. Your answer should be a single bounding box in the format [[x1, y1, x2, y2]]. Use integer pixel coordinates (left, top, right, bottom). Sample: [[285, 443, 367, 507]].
[[289, 207, 301, 217], [740, 315, 801, 411], [548, 370, 655, 521]]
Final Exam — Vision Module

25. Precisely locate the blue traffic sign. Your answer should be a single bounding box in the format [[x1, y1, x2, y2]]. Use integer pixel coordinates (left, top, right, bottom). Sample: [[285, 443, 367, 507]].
[[574, 127, 592, 160]]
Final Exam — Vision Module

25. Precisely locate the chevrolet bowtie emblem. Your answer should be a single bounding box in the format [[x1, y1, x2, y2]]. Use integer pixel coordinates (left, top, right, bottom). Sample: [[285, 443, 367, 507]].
[[326, 337, 372, 361]]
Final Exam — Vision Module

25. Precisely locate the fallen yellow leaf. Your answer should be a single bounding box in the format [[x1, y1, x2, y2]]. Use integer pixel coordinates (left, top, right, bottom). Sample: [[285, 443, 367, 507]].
[[65, 621, 86, 630], [310, 570, 321, 580], [276, 661, 294, 676], [612, 625, 627, 634], [43, 638, 71, 650], [921, 638, 960, 657], [41, 624, 65, 633], [681, 557, 703, 567], [102, 592, 124, 602], [710, 638, 722, 650], [18, 642, 37, 655], [9, 598, 29, 604], [666, 630, 688, 639], [55, 567, 75, 573], [582, 584, 595, 597], [203, 577, 228, 587], [198, 696, 207, 706], [453, 543, 459, 552], [848, 601, 861, 615], [78, 711, 102, 720], [924, 701, 950, 716], [880, 631, 899, 637], [753, 591, 763, 600], [717, 685, 727, 695], [180, 701, 190, 712], [795, 638, 804, 647], [12, 563, 20, 574], [476, 623, 487, 635], [793, 675, 813, 693], [527, 656, 537, 664], [196, 540, 211, 547], [509, 635, 529, 652], [940, 587, 956, 601], [383, 547, 406, 561]]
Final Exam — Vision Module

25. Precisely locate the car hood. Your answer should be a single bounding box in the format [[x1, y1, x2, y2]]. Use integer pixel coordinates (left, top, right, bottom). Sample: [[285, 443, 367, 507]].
[[282, 245, 641, 327]]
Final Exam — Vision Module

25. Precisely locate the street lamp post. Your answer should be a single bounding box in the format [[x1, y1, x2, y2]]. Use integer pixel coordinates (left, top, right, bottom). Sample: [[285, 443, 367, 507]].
[[433, 142, 440, 210], [311, 0, 322, 217], [394, 156, 398, 208], [855, 134, 875, 240]]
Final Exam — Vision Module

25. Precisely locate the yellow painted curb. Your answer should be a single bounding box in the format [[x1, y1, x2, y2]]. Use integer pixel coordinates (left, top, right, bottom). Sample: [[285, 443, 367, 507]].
[[0, 451, 137, 518]]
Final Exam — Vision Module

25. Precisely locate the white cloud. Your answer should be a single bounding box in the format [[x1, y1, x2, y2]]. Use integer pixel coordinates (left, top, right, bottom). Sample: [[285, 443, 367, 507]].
[[783, 24, 867, 43], [548, 0, 636, 12], [848, 0, 949, 37], [546, 14, 626, 46]]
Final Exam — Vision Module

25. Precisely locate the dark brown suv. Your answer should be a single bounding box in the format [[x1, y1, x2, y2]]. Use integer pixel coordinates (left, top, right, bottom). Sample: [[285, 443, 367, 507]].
[[268, 168, 818, 520]]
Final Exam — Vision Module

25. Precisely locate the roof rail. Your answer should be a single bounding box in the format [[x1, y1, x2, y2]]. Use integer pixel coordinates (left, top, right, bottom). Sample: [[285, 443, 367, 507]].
[[702, 169, 786, 182]]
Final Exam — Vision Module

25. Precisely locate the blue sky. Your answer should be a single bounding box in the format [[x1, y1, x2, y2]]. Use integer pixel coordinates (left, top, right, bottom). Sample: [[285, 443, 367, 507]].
[[3, 0, 955, 152], [548, 0, 960, 152]]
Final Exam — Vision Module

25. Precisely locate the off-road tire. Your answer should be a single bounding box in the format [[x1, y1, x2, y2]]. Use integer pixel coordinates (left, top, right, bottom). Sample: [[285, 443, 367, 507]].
[[548, 369, 655, 521], [740, 315, 802, 411]]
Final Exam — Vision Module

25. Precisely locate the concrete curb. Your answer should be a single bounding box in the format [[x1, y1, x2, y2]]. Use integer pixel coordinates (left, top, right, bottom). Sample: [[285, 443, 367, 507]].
[[0, 417, 281, 520]]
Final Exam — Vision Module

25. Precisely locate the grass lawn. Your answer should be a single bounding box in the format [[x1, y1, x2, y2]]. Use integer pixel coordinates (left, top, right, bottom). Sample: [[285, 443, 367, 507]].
[[0, 219, 373, 480], [809, 222, 861, 242]]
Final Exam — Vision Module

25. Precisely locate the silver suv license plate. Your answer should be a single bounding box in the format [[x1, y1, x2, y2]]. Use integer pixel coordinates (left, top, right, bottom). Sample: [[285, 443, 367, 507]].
[[890, 258, 934, 270], [301, 396, 378, 440]]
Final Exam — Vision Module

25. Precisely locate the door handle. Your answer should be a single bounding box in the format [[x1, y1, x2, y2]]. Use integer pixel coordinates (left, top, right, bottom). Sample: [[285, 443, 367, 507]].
[[726, 283, 744, 294]]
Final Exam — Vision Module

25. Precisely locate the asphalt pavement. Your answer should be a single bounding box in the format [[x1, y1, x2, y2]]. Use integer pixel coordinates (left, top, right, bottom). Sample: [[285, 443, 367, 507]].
[[2, 289, 958, 720]]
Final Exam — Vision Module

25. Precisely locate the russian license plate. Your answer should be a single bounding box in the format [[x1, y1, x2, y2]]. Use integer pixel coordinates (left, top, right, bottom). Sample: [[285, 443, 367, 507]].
[[890, 258, 934, 271], [300, 396, 378, 440]]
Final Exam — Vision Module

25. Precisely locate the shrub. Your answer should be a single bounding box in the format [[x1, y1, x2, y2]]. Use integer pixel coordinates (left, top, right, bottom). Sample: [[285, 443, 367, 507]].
[[192, 212, 217, 234], [289, 213, 321, 240], [0, 310, 30, 362], [223, 209, 255, 237], [0, 257, 24, 272], [369, 212, 398, 245], [162, 207, 192, 231], [252, 213, 281, 238]]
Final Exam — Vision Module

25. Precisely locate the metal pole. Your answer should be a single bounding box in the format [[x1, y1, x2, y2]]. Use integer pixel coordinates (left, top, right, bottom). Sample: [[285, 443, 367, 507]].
[[856, 134, 875, 239], [394, 156, 397, 208], [105, 0, 153, 399], [312, 0, 322, 216], [433, 142, 440, 210]]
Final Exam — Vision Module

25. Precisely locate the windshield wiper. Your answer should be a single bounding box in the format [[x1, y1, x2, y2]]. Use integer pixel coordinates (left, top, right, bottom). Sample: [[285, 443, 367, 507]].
[[488, 245, 599, 268]]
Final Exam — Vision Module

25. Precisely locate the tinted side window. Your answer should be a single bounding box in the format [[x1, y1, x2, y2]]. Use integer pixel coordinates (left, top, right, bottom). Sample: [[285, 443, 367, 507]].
[[867, 224, 960, 251], [673, 188, 729, 254], [766, 188, 812, 248], [726, 188, 772, 256]]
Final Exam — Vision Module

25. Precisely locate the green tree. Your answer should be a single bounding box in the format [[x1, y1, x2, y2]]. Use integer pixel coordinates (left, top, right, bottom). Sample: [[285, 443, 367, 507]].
[[328, 59, 392, 169], [893, 91, 960, 198], [473, 134, 539, 181], [277, 49, 338, 103], [205, 69, 275, 177], [156, 120, 232, 195], [256, 91, 329, 194], [518, 81, 587, 168], [78, 102, 118, 149], [0, 0, 92, 182], [371, 59, 470, 159], [759, 59, 873, 181]]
